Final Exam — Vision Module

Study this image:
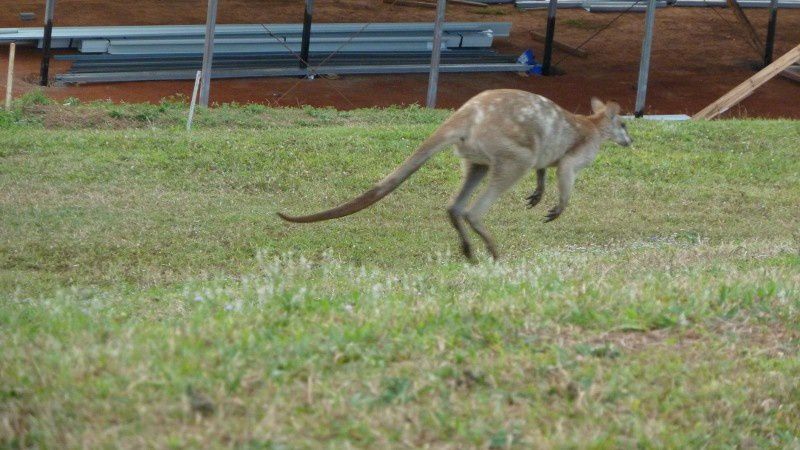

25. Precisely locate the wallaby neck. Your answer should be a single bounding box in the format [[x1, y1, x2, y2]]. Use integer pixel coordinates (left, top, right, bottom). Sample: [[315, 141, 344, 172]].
[[562, 112, 604, 149]]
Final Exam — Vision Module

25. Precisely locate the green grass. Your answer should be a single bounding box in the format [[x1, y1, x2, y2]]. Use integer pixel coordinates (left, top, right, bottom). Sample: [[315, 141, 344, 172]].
[[1, 99, 799, 449]]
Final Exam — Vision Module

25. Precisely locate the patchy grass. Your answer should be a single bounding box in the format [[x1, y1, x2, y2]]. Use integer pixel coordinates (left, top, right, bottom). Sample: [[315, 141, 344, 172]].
[[1, 100, 799, 448], [9, 93, 446, 131]]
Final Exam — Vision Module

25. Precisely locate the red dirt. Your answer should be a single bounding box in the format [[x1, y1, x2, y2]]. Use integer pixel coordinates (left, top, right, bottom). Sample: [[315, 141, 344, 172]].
[[1, 0, 799, 117]]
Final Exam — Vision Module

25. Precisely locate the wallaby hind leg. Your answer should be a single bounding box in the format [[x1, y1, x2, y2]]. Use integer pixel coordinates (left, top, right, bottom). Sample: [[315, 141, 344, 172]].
[[544, 163, 576, 223], [465, 160, 531, 260], [526, 168, 546, 208], [447, 162, 488, 261]]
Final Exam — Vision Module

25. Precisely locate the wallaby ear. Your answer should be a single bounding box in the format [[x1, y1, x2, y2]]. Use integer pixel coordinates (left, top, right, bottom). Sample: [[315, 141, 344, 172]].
[[605, 101, 621, 118], [590, 97, 605, 114]]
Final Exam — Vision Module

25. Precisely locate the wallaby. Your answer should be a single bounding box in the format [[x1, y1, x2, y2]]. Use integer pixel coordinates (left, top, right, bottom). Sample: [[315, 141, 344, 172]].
[[278, 89, 632, 261]]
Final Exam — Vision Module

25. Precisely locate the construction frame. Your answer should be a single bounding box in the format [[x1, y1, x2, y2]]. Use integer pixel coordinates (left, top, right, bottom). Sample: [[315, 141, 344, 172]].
[[19, 0, 799, 116]]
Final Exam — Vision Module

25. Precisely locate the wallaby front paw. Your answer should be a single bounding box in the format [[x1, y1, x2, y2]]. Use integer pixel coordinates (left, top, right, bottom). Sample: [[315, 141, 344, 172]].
[[526, 191, 543, 208]]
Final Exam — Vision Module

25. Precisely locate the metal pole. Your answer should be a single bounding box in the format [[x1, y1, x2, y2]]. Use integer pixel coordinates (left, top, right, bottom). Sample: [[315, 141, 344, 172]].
[[764, 0, 779, 66], [199, 0, 219, 108], [634, 0, 657, 117], [39, 0, 56, 86], [426, 0, 446, 108], [300, 0, 314, 71], [542, 0, 558, 76], [5, 43, 15, 110]]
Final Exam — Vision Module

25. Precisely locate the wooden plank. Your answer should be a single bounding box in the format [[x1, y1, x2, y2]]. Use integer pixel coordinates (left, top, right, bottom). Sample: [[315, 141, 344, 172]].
[[530, 30, 588, 58], [693, 43, 800, 119], [726, 0, 764, 57]]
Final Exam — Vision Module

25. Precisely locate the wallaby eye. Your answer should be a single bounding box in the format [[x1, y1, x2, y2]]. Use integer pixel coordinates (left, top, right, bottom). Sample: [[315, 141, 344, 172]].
[[621, 123, 627, 130]]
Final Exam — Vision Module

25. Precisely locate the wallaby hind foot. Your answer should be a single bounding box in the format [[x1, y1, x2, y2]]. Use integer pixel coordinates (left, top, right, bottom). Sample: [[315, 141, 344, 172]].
[[447, 162, 488, 262]]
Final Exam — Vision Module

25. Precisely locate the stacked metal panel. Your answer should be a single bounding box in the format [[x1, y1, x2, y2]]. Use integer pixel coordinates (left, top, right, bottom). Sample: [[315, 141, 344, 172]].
[[516, 0, 665, 10], [671, 0, 799, 6], [516, 0, 582, 8], [587, 0, 667, 11], [0, 22, 511, 52], [516, 0, 798, 9], [0, 22, 533, 84], [79, 36, 469, 55], [54, 50, 529, 83]]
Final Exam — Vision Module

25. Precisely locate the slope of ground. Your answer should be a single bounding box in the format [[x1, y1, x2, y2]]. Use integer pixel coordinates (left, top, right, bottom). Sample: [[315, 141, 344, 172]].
[[1, 100, 799, 448]]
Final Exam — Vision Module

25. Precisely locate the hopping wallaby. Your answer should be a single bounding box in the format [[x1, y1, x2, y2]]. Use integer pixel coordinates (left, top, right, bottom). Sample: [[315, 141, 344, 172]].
[[278, 89, 632, 261]]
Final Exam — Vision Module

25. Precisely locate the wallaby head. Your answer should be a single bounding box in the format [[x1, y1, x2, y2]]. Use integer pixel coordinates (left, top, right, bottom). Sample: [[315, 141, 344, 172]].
[[591, 98, 632, 147]]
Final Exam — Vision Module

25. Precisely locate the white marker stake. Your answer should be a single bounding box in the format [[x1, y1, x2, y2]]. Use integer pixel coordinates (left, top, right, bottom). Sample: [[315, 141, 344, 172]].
[[187, 70, 202, 131], [5, 43, 15, 111]]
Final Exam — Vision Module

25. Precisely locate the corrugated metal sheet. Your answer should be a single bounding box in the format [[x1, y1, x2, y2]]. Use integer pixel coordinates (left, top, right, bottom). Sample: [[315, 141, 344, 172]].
[[0, 22, 512, 47], [38, 22, 530, 84], [516, 0, 799, 9], [57, 62, 532, 84]]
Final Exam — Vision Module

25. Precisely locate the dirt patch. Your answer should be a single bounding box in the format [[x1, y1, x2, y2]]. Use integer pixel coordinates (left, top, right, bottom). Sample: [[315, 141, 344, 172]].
[[1, 1, 799, 117], [534, 316, 799, 360], [22, 104, 138, 129], [585, 319, 798, 356]]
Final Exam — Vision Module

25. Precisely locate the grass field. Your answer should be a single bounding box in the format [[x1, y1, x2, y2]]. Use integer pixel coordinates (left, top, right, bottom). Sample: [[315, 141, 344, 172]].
[[1, 96, 799, 449]]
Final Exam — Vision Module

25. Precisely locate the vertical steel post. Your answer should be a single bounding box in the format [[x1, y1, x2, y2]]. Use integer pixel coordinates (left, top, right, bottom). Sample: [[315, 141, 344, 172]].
[[199, 0, 219, 108], [426, 0, 447, 108], [764, 0, 779, 66], [542, 0, 558, 76], [300, 0, 314, 71], [634, 0, 657, 117], [39, 0, 56, 86]]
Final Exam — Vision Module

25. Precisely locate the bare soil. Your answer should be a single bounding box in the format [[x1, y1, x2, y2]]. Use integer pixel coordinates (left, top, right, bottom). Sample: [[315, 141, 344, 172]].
[[1, 0, 799, 117]]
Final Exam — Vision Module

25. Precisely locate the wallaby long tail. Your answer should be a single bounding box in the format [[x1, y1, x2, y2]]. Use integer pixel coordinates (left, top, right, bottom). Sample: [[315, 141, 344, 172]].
[[278, 128, 459, 223]]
